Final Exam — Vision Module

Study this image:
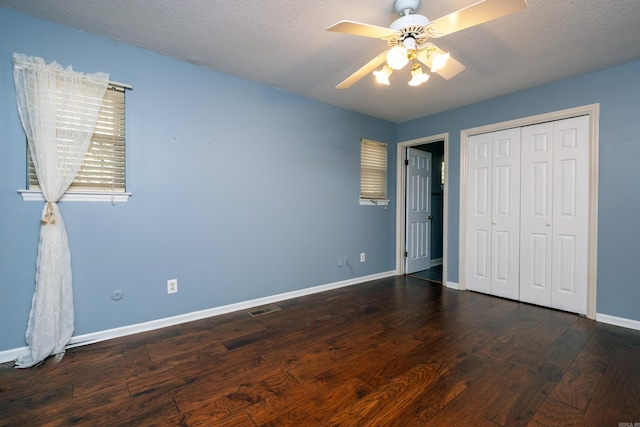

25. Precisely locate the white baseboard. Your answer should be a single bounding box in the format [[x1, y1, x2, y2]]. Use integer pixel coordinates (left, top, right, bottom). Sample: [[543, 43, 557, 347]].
[[445, 281, 460, 290], [430, 258, 443, 267], [596, 313, 640, 331], [0, 347, 28, 365], [0, 271, 396, 364]]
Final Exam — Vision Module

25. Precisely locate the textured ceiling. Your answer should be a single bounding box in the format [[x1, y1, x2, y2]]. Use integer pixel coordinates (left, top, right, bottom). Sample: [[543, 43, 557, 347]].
[[2, 0, 640, 123]]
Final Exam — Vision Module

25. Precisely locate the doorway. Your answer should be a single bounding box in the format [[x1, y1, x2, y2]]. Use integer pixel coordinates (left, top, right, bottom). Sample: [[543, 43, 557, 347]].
[[396, 133, 448, 286]]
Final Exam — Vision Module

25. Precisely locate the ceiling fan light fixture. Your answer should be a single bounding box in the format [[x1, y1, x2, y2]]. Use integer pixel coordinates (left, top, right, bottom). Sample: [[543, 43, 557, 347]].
[[430, 52, 450, 73], [408, 63, 429, 86], [373, 65, 393, 85], [386, 45, 409, 70], [328, 0, 526, 89]]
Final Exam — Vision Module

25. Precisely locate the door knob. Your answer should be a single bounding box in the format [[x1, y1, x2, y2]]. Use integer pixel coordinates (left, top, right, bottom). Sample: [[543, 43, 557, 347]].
[[428, 215, 434, 220]]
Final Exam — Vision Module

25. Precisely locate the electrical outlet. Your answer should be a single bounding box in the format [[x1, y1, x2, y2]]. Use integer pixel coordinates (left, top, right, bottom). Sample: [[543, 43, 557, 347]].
[[360, 252, 365, 262], [167, 279, 178, 294]]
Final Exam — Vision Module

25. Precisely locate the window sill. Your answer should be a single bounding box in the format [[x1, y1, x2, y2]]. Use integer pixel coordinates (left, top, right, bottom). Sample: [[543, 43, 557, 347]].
[[19, 190, 131, 203], [359, 198, 390, 206]]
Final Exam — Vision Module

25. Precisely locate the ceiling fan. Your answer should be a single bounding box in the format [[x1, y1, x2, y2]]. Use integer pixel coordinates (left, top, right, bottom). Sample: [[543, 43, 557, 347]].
[[327, 0, 527, 88]]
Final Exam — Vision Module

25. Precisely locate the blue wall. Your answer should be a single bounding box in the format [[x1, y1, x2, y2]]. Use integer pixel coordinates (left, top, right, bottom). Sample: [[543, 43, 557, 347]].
[[398, 60, 640, 322], [1, 7, 639, 353], [0, 8, 396, 352]]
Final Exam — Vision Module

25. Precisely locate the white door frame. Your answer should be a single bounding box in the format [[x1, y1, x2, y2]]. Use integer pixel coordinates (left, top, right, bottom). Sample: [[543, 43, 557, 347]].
[[396, 133, 449, 287], [458, 104, 600, 319]]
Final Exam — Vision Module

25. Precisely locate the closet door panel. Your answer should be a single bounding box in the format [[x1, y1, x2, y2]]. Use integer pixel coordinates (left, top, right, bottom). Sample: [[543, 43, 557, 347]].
[[520, 122, 554, 306], [551, 116, 589, 314], [466, 133, 493, 294], [490, 128, 521, 300]]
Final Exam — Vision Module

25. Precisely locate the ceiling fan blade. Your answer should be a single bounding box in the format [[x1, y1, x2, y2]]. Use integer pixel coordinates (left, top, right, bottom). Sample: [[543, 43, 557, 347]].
[[435, 55, 465, 80], [327, 20, 399, 40], [336, 51, 389, 89], [416, 46, 466, 80], [427, 0, 526, 38]]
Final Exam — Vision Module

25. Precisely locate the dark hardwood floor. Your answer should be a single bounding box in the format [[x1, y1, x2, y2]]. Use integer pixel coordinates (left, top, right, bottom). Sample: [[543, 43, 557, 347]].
[[408, 265, 443, 284], [2, 276, 640, 426]]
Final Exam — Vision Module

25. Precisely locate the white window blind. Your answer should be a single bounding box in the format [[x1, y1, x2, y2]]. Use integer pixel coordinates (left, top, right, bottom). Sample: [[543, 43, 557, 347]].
[[360, 138, 388, 201], [28, 84, 127, 193]]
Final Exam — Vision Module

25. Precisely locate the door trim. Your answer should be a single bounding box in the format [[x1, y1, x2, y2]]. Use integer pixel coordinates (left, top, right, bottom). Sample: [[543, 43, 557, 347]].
[[458, 103, 600, 319], [396, 133, 449, 288]]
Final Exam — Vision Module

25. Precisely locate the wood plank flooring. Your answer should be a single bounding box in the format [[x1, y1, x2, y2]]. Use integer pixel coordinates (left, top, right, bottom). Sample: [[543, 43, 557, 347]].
[[1, 275, 640, 426]]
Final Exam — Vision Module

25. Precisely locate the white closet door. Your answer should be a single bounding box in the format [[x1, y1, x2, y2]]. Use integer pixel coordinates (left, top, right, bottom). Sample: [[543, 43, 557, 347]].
[[466, 132, 493, 294], [466, 128, 520, 298], [551, 116, 589, 314], [520, 116, 589, 314], [520, 122, 554, 307], [490, 128, 521, 299]]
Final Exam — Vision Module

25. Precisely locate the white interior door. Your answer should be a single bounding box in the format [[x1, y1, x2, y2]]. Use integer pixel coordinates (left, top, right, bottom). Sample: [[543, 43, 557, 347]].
[[490, 128, 521, 299], [520, 122, 554, 307], [550, 116, 589, 314], [466, 129, 520, 298], [520, 116, 588, 314], [405, 148, 432, 274], [466, 133, 493, 294]]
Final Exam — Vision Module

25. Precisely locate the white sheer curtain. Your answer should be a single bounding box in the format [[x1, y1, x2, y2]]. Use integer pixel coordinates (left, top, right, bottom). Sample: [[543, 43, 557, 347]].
[[13, 53, 109, 368]]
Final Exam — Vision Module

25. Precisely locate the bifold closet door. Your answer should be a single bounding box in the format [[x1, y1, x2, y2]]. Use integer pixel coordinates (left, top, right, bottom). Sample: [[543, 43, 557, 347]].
[[520, 116, 589, 314], [520, 122, 554, 307], [466, 128, 521, 299]]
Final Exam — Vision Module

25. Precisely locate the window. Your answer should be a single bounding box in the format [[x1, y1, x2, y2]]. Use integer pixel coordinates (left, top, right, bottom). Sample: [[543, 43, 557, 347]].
[[360, 138, 389, 206], [22, 83, 130, 202]]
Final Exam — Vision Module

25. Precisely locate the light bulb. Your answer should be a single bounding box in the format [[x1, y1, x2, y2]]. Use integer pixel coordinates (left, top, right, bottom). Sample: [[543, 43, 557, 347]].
[[430, 52, 450, 73], [373, 65, 393, 85], [408, 63, 429, 86], [386, 45, 409, 70]]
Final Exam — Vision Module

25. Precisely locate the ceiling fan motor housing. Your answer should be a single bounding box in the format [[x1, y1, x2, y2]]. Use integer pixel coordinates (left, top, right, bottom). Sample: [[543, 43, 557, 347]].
[[392, 0, 429, 41], [394, 0, 421, 16], [390, 13, 429, 48]]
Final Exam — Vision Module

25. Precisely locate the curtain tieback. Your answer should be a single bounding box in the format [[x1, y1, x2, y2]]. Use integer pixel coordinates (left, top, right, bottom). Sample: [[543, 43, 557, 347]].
[[41, 202, 56, 225]]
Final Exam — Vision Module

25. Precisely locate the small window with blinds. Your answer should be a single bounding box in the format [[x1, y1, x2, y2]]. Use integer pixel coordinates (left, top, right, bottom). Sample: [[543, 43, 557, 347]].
[[360, 138, 389, 205], [27, 84, 127, 194]]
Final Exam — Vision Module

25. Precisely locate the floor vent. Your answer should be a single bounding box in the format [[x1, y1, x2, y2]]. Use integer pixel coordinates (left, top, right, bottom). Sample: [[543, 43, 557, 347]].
[[248, 305, 282, 317]]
